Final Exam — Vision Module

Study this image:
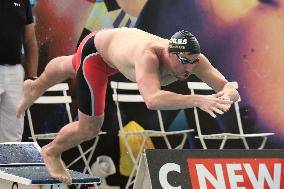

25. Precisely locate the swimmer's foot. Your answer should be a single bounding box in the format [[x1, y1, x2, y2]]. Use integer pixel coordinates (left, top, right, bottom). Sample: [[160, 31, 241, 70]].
[[40, 145, 72, 185], [16, 79, 41, 118]]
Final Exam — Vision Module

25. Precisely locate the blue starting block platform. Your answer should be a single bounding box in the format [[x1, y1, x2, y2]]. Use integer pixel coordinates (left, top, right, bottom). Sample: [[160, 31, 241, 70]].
[[0, 142, 100, 189]]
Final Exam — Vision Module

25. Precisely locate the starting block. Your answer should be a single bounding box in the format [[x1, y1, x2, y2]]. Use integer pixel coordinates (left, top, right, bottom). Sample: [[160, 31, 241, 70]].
[[0, 142, 100, 189]]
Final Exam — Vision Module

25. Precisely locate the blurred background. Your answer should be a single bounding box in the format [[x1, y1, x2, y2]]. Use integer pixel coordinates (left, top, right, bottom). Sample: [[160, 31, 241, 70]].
[[23, 0, 284, 188]]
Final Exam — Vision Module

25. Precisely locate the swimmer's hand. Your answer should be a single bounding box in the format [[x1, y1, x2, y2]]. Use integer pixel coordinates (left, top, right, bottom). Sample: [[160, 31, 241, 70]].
[[195, 91, 233, 118]]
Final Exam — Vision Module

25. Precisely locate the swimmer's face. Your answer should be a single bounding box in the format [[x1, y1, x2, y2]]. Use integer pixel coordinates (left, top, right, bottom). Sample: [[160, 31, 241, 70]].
[[170, 53, 200, 81]]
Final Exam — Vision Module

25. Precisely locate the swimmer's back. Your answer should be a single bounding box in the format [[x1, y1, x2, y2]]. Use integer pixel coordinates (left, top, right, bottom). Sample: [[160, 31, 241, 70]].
[[95, 27, 169, 62]]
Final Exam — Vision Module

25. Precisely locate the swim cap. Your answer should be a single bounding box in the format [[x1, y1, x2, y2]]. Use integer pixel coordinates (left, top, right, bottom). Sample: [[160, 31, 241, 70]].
[[168, 30, 201, 54]]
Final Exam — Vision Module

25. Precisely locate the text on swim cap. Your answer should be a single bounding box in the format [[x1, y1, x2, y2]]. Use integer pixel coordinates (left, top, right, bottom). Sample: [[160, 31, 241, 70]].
[[169, 44, 186, 50], [172, 38, 187, 45]]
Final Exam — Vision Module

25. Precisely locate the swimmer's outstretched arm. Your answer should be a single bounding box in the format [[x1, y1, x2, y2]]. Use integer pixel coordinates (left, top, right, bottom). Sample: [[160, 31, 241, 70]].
[[135, 53, 236, 118]]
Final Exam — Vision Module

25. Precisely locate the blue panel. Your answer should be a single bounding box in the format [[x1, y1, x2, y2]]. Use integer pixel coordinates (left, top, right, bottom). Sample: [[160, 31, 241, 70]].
[[0, 166, 100, 184], [0, 143, 43, 165]]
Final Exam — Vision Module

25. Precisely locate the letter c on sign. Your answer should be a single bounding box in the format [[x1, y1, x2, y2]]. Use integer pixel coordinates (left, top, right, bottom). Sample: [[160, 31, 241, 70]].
[[12, 182, 18, 189], [159, 163, 181, 189]]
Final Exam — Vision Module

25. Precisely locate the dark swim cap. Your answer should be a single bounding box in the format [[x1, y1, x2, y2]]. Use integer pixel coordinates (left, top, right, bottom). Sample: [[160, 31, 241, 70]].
[[168, 30, 201, 54]]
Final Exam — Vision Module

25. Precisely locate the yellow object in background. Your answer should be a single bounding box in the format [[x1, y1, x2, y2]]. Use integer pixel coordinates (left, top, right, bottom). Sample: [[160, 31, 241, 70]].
[[119, 121, 155, 176]]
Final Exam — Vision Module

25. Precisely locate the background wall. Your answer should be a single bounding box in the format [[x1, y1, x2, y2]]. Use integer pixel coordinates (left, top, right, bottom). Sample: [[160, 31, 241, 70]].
[[24, 0, 284, 187]]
